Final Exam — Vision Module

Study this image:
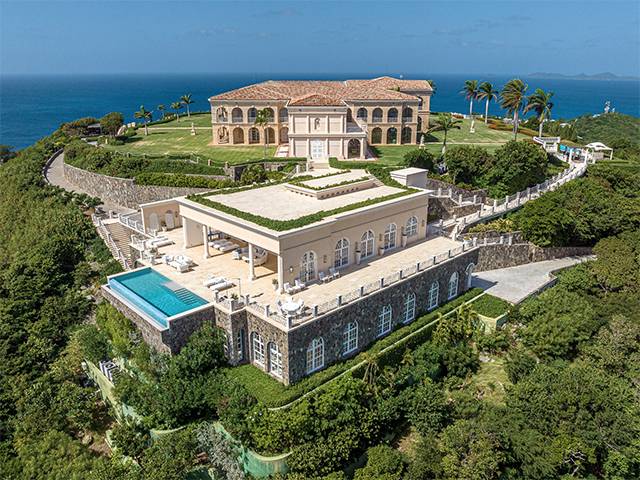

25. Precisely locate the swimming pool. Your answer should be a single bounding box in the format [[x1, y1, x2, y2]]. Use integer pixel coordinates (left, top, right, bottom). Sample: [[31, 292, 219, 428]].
[[108, 268, 208, 328]]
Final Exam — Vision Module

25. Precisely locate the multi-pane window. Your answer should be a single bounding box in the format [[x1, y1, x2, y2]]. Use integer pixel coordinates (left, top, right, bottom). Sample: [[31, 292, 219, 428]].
[[268, 343, 283, 378], [306, 338, 324, 373], [383, 224, 397, 250], [252, 332, 265, 366], [361, 230, 375, 258], [334, 238, 350, 268], [236, 329, 245, 361], [406, 216, 418, 237], [428, 282, 439, 310], [343, 322, 358, 355], [448, 272, 459, 299], [404, 292, 416, 323], [377, 305, 393, 337], [300, 251, 316, 282]]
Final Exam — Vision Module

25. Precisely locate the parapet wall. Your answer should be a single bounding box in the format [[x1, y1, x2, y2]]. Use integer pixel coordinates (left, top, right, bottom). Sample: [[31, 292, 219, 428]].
[[63, 162, 211, 209], [476, 243, 592, 271]]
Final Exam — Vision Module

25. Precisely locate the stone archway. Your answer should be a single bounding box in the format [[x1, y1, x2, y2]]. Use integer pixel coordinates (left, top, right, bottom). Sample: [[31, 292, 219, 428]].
[[371, 127, 382, 144], [265, 127, 276, 144], [347, 139, 361, 158], [249, 127, 260, 144], [232, 127, 244, 144], [387, 127, 397, 144], [401, 127, 412, 144], [279, 126, 289, 143]]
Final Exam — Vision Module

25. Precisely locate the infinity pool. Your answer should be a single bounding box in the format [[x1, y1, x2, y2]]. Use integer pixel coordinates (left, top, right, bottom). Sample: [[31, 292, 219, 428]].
[[108, 268, 208, 328]]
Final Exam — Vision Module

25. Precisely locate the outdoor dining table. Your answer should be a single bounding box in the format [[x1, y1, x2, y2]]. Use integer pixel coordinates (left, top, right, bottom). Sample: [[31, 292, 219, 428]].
[[281, 297, 303, 316]]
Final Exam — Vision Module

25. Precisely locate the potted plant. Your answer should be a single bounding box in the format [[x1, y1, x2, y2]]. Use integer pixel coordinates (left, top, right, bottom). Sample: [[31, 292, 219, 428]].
[[272, 278, 279, 290]]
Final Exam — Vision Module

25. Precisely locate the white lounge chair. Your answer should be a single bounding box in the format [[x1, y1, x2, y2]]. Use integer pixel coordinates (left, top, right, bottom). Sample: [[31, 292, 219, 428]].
[[175, 255, 194, 265], [210, 280, 233, 291], [203, 276, 225, 287], [329, 267, 340, 280], [283, 282, 294, 294], [319, 271, 330, 283], [294, 279, 306, 291], [169, 260, 190, 273]]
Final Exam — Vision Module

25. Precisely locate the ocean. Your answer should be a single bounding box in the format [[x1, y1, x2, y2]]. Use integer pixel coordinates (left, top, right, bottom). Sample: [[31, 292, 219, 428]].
[[1, 73, 639, 149]]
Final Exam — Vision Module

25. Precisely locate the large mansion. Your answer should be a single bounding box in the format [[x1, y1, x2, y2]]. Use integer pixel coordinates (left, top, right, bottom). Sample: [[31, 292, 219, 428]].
[[209, 77, 433, 159]]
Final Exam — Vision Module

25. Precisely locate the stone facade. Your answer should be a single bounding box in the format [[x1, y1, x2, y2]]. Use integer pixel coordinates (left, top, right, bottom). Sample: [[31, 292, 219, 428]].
[[224, 160, 306, 182], [63, 162, 213, 209], [476, 244, 593, 271]]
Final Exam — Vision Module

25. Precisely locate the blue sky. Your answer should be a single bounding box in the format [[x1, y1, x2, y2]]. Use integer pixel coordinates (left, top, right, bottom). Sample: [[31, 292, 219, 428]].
[[1, 0, 639, 76]]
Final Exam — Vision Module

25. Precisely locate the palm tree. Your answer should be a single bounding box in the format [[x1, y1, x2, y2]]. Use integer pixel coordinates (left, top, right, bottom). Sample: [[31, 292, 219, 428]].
[[180, 93, 194, 118], [428, 112, 462, 154], [171, 101, 182, 122], [134, 105, 152, 135], [525, 88, 554, 137], [157, 104, 166, 119], [461, 79, 479, 131], [426, 79, 437, 95], [500, 79, 528, 140], [254, 108, 271, 158], [477, 82, 498, 124]]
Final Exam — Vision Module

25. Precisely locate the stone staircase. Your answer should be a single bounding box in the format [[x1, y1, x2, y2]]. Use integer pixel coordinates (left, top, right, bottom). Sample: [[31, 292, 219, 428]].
[[92, 216, 136, 269]]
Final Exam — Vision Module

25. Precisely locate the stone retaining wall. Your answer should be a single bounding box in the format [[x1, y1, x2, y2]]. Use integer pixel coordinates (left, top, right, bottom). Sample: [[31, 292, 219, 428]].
[[476, 244, 592, 271], [425, 177, 487, 202], [224, 160, 306, 182], [63, 162, 212, 209]]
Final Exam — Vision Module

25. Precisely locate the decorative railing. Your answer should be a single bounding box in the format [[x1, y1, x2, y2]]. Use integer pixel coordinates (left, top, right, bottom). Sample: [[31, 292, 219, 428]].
[[118, 211, 147, 236], [92, 214, 131, 270]]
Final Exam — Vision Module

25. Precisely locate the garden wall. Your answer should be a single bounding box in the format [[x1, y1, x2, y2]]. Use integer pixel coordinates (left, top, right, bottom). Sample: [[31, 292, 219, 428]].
[[425, 177, 488, 202], [63, 161, 211, 209], [476, 243, 593, 271]]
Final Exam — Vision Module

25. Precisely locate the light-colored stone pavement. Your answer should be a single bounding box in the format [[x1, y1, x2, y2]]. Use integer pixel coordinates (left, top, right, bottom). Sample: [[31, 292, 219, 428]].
[[471, 256, 593, 304]]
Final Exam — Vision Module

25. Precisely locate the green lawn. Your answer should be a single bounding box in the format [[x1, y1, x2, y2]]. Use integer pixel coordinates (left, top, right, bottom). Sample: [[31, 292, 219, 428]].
[[427, 118, 527, 144], [149, 112, 213, 128], [472, 294, 511, 318], [103, 128, 276, 165], [466, 355, 511, 405]]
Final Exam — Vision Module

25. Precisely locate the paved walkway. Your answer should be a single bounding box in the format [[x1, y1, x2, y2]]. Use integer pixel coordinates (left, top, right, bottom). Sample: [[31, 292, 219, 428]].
[[472, 256, 592, 304], [44, 151, 133, 214]]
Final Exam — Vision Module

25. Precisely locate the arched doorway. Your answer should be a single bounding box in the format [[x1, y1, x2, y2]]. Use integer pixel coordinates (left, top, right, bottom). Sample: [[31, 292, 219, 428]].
[[347, 139, 360, 158], [371, 127, 382, 144], [465, 263, 475, 289], [401, 127, 412, 144], [232, 127, 244, 144], [279, 127, 289, 143], [265, 127, 275, 144], [248, 127, 260, 144], [387, 127, 397, 144], [217, 126, 229, 144]]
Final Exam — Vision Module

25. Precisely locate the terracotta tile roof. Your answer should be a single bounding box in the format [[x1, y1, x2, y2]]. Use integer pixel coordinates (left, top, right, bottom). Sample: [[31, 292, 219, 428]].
[[209, 77, 431, 104]]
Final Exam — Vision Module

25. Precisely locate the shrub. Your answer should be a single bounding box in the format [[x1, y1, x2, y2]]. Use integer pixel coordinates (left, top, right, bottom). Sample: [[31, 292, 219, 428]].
[[403, 149, 435, 171], [99, 112, 124, 137], [353, 445, 407, 479], [239, 164, 267, 184], [445, 145, 492, 184], [484, 140, 548, 197], [135, 173, 235, 189]]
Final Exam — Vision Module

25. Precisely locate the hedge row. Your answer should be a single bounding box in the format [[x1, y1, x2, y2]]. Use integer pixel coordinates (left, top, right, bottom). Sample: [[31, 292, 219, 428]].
[[233, 288, 484, 408], [289, 175, 370, 191], [135, 173, 236, 189]]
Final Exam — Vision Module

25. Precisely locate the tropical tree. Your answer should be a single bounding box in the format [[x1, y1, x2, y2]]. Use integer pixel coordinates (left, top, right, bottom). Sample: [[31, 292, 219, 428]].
[[134, 106, 152, 136], [427, 79, 437, 95], [171, 101, 182, 121], [525, 88, 554, 136], [157, 104, 166, 119], [461, 79, 479, 131], [500, 78, 528, 140], [254, 108, 271, 158], [180, 93, 194, 118], [428, 112, 463, 154], [477, 82, 498, 124]]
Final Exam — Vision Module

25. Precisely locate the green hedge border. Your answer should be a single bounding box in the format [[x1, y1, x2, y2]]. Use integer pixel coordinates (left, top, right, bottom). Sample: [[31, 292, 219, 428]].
[[289, 175, 370, 191]]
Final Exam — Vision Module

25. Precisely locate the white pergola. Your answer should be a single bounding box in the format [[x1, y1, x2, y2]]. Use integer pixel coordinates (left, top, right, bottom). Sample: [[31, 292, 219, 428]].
[[584, 142, 614, 163]]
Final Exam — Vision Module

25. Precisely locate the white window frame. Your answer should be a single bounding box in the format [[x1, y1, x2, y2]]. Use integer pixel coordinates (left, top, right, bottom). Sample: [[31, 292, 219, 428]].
[[268, 343, 283, 378], [252, 332, 265, 367], [342, 321, 358, 355], [406, 216, 418, 237], [448, 272, 459, 299], [236, 328, 245, 361], [300, 251, 317, 282], [334, 238, 350, 269], [465, 263, 475, 289], [383, 223, 397, 250], [361, 230, 375, 258], [306, 337, 324, 373], [428, 282, 439, 310], [404, 292, 416, 323], [377, 305, 393, 337]]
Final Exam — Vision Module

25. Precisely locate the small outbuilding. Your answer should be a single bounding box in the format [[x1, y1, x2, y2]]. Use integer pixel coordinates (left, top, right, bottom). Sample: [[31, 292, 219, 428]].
[[390, 167, 428, 189]]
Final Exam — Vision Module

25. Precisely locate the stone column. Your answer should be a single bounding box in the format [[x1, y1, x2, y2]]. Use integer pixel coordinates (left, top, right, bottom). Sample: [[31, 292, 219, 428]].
[[277, 254, 285, 293], [360, 138, 365, 159], [248, 243, 255, 280], [182, 216, 189, 250], [202, 225, 210, 259]]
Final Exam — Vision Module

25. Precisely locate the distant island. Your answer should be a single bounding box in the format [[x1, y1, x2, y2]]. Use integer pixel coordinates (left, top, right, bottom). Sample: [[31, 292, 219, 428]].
[[528, 71, 639, 81]]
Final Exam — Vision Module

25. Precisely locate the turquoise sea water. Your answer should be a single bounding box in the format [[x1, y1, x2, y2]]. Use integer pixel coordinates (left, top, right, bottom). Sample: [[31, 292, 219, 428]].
[[109, 268, 207, 328], [1, 73, 638, 149]]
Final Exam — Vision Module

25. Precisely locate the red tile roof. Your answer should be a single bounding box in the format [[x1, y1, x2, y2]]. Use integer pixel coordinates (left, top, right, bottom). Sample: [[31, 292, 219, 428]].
[[210, 77, 432, 104]]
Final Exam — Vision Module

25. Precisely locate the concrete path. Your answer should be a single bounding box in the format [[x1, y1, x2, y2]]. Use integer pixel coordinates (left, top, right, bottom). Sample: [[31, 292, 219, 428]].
[[44, 151, 133, 214], [472, 256, 592, 304]]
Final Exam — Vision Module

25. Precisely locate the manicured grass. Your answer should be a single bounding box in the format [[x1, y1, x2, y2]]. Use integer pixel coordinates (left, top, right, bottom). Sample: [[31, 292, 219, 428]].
[[466, 355, 511, 405], [103, 128, 276, 165], [229, 288, 484, 408], [149, 112, 213, 128], [471, 294, 511, 318], [428, 118, 529, 144]]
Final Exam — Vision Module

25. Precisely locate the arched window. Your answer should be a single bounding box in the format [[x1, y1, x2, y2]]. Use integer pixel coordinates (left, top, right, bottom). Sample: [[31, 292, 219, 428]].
[[428, 281, 439, 310], [279, 127, 289, 143], [343, 321, 358, 355], [279, 108, 288, 122], [252, 332, 265, 367], [383, 223, 397, 250], [387, 127, 398, 144], [401, 127, 412, 144], [268, 342, 283, 378], [232, 127, 244, 144], [306, 337, 324, 373], [361, 230, 375, 259], [264, 108, 275, 122], [404, 292, 416, 323], [334, 238, 349, 269], [448, 272, 459, 299], [300, 251, 316, 282], [265, 127, 275, 144], [231, 107, 243, 123], [372, 108, 383, 123], [405, 216, 418, 237], [356, 108, 368, 121], [377, 305, 393, 337], [371, 127, 382, 144], [248, 107, 257, 123], [465, 263, 475, 289], [249, 127, 260, 144], [347, 139, 360, 158], [387, 108, 398, 122], [216, 107, 228, 122], [402, 106, 413, 122]]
